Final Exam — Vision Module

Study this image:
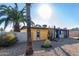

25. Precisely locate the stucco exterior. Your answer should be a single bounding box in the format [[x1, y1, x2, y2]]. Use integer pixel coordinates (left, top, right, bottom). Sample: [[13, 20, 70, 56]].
[[20, 27, 48, 41]]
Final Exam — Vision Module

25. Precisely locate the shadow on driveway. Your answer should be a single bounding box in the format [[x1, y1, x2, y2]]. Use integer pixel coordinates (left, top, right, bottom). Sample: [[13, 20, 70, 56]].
[[32, 38, 79, 56]]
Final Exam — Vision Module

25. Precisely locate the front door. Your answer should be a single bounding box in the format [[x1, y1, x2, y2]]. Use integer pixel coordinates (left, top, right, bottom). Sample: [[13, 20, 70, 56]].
[[36, 30, 40, 40]]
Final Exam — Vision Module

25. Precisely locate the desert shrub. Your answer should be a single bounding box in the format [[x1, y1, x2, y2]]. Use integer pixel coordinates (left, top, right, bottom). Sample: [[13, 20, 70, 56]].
[[0, 33, 17, 46], [44, 39, 51, 48]]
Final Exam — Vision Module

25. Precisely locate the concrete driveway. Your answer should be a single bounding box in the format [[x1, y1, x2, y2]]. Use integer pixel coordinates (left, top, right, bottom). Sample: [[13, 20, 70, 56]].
[[0, 38, 79, 56]]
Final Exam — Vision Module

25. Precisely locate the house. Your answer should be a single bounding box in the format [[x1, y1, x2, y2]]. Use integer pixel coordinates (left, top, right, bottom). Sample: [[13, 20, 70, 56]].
[[69, 28, 79, 38], [20, 25, 69, 41], [20, 25, 48, 41]]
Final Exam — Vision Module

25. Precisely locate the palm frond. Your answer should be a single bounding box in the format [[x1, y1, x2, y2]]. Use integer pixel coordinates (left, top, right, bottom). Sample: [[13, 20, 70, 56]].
[[14, 3, 18, 12], [4, 17, 10, 29], [0, 18, 6, 25], [0, 10, 6, 17], [31, 21, 35, 25], [0, 4, 34, 31], [0, 5, 8, 10]]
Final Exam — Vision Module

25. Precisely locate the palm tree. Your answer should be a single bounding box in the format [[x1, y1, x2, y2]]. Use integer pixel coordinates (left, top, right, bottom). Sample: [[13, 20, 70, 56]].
[[0, 3, 27, 32], [25, 3, 33, 56]]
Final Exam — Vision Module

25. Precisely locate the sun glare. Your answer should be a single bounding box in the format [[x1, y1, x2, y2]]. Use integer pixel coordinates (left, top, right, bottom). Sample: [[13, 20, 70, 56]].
[[37, 4, 52, 20]]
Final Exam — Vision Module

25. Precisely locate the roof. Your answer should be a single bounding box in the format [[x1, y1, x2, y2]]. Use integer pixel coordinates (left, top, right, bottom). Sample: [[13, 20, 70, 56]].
[[21, 26, 69, 31], [20, 26, 48, 30], [70, 29, 79, 31]]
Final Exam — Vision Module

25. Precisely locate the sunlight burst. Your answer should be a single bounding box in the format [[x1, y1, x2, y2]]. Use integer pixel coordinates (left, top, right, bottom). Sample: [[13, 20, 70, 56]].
[[37, 4, 53, 20]]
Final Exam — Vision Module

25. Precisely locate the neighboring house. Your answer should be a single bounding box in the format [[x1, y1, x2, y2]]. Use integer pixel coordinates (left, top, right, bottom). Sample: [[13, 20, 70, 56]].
[[69, 28, 79, 38]]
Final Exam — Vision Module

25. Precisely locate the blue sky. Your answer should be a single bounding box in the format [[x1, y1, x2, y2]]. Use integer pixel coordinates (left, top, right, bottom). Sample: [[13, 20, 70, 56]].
[[0, 3, 79, 31], [31, 3, 79, 29]]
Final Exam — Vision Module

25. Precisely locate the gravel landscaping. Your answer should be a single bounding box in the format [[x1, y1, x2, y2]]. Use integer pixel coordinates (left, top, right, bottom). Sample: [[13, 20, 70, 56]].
[[0, 38, 79, 56]]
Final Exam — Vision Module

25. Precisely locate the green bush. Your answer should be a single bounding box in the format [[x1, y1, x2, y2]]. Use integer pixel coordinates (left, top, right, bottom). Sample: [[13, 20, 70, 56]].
[[0, 33, 17, 46], [44, 40, 51, 48]]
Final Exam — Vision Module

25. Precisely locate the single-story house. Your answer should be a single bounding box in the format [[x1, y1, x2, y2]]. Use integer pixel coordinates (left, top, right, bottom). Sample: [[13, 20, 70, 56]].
[[20, 26, 48, 41], [20, 25, 69, 41]]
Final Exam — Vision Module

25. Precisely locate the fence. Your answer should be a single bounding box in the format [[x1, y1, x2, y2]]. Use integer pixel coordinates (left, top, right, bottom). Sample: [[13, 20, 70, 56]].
[[0, 32, 27, 43]]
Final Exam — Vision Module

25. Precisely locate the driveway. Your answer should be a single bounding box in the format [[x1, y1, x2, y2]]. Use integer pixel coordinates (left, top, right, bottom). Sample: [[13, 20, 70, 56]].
[[0, 38, 79, 56]]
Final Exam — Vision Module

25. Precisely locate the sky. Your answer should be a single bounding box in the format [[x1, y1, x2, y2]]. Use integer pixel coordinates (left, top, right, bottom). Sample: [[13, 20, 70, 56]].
[[0, 3, 79, 31], [31, 3, 79, 29]]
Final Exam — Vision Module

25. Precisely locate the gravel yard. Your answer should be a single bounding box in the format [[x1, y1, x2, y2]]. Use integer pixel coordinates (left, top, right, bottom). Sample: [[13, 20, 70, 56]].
[[0, 38, 79, 56]]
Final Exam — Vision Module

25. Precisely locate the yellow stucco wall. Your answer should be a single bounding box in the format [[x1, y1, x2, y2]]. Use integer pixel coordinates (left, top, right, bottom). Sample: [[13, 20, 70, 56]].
[[20, 28, 48, 41], [69, 32, 72, 38], [21, 28, 79, 40], [20, 29, 27, 32], [40, 29, 48, 40], [31, 28, 37, 41]]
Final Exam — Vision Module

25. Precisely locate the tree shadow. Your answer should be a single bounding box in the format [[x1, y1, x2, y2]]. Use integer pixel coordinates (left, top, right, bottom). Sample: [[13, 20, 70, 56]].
[[32, 38, 79, 56], [59, 46, 70, 56], [53, 38, 79, 48]]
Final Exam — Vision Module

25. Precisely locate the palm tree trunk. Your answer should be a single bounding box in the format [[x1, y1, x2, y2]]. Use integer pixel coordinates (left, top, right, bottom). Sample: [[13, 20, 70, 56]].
[[25, 3, 33, 56], [14, 22, 20, 32]]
